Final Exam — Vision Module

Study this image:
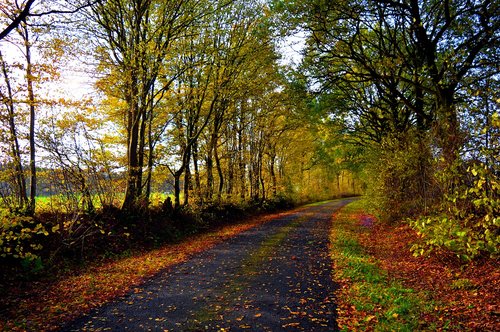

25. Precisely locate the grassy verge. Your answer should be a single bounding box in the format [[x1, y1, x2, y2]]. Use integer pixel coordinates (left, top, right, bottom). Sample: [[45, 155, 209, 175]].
[[330, 200, 435, 331]]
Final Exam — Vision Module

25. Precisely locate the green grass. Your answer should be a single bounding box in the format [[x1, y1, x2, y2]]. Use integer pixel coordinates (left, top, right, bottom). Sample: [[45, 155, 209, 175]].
[[304, 197, 353, 207], [305, 200, 334, 207], [31, 192, 178, 213], [331, 199, 435, 331]]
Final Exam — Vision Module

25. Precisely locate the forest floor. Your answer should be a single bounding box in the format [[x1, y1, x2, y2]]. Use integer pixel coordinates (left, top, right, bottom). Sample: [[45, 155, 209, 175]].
[[1, 199, 353, 331], [331, 200, 500, 331]]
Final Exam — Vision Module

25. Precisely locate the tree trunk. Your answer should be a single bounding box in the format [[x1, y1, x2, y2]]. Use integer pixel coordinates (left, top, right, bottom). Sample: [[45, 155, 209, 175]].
[[437, 89, 462, 166], [215, 143, 224, 201], [192, 142, 202, 204], [122, 97, 141, 211], [206, 148, 214, 202], [145, 110, 154, 201], [238, 126, 245, 201], [249, 164, 255, 200], [226, 146, 234, 199], [183, 147, 191, 206], [0, 51, 27, 211], [259, 170, 265, 202], [269, 152, 277, 197], [173, 170, 182, 210], [24, 25, 36, 215], [136, 111, 147, 198], [257, 146, 265, 202]]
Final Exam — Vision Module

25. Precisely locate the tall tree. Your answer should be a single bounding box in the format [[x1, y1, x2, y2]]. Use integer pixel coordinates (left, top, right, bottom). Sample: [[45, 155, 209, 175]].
[[202, 0, 264, 202], [89, 0, 202, 212], [292, 0, 499, 159], [17, 15, 37, 214], [0, 0, 60, 214], [0, 50, 27, 211], [162, 23, 217, 209]]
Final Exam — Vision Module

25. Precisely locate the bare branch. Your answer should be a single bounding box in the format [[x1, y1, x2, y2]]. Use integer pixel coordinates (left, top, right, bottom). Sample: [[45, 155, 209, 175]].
[[0, 0, 100, 41], [0, 0, 35, 41]]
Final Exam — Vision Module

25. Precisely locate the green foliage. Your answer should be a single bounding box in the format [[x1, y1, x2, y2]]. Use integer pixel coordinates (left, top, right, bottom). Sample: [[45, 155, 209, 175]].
[[450, 278, 477, 291], [0, 210, 48, 261], [410, 162, 499, 260], [285, 0, 498, 264]]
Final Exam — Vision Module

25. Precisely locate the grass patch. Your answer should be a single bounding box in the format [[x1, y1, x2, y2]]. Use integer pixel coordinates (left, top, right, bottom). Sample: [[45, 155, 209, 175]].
[[305, 200, 334, 207], [330, 199, 434, 331]]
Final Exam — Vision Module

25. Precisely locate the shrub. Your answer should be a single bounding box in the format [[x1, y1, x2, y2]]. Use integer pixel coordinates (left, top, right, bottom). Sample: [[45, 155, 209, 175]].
[[410, 163, 499, 260], [0, 211, 48, 261], [261, 194, 295, 211]]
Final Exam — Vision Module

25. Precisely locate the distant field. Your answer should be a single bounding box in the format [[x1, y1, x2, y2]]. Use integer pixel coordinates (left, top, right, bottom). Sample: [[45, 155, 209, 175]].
[[0, 193, 177, 214]]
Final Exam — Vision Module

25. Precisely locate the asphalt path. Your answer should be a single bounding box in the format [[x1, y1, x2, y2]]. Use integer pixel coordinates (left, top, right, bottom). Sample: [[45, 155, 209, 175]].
[[61, 199, 354, 331]]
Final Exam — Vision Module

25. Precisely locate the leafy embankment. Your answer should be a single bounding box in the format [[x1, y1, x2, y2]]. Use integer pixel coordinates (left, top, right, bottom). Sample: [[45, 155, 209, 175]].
[[0, 208, 301, 332], [330, 200, 500, 331]]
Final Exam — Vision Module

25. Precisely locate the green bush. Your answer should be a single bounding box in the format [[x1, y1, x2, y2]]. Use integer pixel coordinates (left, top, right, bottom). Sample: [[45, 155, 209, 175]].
[[0, 211, 48, 261], [410, 163, 499, 260]]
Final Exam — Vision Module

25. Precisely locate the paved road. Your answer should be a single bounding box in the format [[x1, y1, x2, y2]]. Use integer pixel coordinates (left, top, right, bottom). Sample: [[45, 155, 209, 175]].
[[61, 199, 354, 331]]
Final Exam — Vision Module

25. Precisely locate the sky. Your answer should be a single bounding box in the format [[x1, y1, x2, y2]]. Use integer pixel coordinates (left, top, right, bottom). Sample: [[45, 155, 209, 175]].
[[278, 30, 307, 67]]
